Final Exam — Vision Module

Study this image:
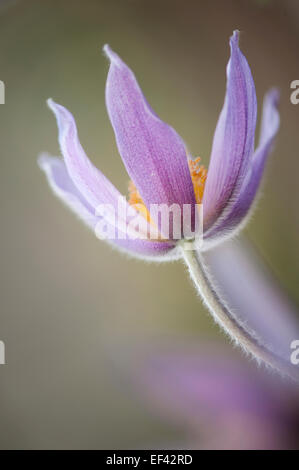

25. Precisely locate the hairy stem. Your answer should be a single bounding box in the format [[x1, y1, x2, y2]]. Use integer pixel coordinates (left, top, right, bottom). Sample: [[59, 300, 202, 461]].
[[181, 242, 299, 382]]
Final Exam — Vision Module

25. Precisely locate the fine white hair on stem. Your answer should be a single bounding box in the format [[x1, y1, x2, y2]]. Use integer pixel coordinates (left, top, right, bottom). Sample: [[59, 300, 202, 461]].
[[180, 241, 299, 382]]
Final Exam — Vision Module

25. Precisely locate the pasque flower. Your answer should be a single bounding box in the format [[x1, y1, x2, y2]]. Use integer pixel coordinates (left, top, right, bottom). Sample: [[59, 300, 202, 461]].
[[39, 31, 296, 380], [39, 30, 279, 258]]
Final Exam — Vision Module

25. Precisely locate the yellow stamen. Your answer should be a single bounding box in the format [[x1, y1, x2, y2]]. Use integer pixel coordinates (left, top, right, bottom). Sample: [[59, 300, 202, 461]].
[[128, 180, 153, 224], [127, 157, 207, 223], [188, 157, 207, 204]]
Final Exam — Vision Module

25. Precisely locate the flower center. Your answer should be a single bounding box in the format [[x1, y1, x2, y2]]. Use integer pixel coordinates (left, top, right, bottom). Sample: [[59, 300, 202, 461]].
[[128, 157, 207, 221]]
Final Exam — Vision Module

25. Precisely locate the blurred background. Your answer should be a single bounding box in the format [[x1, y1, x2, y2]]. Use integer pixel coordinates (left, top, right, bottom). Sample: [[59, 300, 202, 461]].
[[0, 0, 299, 449]]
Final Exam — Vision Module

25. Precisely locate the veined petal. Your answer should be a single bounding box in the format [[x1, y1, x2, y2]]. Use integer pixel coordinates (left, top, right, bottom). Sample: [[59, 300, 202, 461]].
[[205, 89, 279, 241], [47, 99, 160, 240], [104, 45, 196, 236], [111, 237, 178, 261], [38, 153, 177, 261], [202, 31, 257, 231], [38, 153, 99, 229], [47, 99, 126, 210]]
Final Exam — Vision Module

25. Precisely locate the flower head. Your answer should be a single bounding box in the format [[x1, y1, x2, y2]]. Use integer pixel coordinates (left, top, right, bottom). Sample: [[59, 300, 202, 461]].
[[39, 30, 279, 260], [38, 32, 299, 379]]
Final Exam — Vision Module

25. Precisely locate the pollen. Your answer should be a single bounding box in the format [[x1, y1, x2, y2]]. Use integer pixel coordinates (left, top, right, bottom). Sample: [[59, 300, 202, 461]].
[[128, 180, 152, 223], [127, 157, 207, 221], [188, 157, 207, 204]]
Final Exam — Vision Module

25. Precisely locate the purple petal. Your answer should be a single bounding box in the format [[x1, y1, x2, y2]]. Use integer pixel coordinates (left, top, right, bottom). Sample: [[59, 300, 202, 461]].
[[111, 237, 178, 260], [205, 89, 279, 240], [202, 31, 257, 231], [142, 349, 282, 422], [39, 153, 177, 260], [47, 100, 151, 237], [131, 342, 291, 449], [38, 153, 99, 229], [205, 238, 299, 360], [104, 45, 196, 236], [47, 99, 127, 211]]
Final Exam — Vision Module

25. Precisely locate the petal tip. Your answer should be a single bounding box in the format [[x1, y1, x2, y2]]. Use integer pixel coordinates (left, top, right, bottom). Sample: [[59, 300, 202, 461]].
[[103, 44, 121, 67], [37, 153, 47, 171], [37, 152, 54, 173], [47, 97, 54, 109], [267, 87, 280, 106], [230, 30, 240, 49], [47, 98, 60, 116], [103, 43, 110, 56], [46, 99, 73, 133]]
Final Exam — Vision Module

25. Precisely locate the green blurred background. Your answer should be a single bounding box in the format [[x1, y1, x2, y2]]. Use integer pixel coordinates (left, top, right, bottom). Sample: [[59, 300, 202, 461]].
[[0, 0, 298, 449]]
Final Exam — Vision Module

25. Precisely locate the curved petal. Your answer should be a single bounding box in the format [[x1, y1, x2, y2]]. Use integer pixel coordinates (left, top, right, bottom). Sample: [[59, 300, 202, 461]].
[[48, 99, 160, 239], [47, 99, 128, 211], [38, 153, 177, 261], [205, 89, 280, 241], [202, 31, 257, 231], [104, 45, 196, 237], [38, 153, 99, 229]]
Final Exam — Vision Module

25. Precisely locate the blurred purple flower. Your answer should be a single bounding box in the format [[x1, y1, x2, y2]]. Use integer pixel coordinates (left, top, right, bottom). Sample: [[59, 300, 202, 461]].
[[119, 240, 299, 449], [137, 344, 298, 450], [39, 31, 279, 259]]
